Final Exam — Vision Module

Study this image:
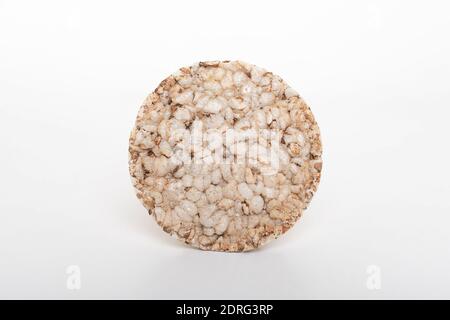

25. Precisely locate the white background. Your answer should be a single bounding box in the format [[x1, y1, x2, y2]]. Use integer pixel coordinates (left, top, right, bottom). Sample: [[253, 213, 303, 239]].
[[1, 0, 449, 299]]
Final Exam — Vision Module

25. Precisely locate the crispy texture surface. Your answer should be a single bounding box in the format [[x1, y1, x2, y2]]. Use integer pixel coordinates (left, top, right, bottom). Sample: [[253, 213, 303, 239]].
[[129, 61, 322, 251]]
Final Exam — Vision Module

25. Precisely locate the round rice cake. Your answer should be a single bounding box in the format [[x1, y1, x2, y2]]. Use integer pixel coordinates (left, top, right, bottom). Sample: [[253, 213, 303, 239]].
[[128, 60, 322, 252]]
